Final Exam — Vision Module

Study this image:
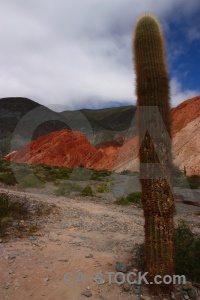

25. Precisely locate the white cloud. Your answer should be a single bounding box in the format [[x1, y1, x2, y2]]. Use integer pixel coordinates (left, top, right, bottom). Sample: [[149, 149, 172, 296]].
[[0, 0, 199, 110], [170, 77, 200, 107]]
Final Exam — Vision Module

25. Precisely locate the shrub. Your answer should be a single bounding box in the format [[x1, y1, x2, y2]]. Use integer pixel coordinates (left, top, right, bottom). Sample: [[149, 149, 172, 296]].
[[127, 192, 142, 204], [81, 186, 93, 197], [97, 186, 107, 193], [70, 168, 92, 181], [133, 222, 200, 282], [172, 164, 184, 178], [0, 173, 17, 185], [115, 196, 130, 206], [91, 170, 112, 181], [120, 170, 131, 175], [20, 174, 45, 188], [54, 185, 70, 197], [0, 193, 28, 237], [187, 175, 200, 189]]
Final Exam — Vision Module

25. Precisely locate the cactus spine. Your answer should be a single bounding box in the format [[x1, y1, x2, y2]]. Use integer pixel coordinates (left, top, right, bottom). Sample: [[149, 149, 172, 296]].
[[133, 14, 175, 293]]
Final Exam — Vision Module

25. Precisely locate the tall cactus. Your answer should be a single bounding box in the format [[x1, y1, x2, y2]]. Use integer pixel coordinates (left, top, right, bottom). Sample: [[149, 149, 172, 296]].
[[133, 14, 175, 293]]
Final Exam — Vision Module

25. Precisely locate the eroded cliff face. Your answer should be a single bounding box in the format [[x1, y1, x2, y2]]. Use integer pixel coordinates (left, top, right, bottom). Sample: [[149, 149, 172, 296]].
[[5, 96, 200, 176]]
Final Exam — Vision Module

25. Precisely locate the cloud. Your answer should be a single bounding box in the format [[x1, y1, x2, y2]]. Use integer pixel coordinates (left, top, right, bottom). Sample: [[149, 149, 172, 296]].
[[170, 77, 200, 107], [0, 0, 199, 110]]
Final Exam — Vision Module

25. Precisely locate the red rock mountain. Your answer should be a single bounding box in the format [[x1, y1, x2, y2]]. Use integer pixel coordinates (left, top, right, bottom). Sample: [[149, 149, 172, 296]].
[[5, 96, 200, 175]]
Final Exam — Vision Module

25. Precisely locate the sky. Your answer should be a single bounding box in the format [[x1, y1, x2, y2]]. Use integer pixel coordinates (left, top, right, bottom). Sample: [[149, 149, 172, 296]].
[[0, 0, 199, 111]]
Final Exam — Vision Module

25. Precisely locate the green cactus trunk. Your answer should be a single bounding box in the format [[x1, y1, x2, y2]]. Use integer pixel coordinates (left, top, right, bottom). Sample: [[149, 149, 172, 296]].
[[133, 14, 175, 293]]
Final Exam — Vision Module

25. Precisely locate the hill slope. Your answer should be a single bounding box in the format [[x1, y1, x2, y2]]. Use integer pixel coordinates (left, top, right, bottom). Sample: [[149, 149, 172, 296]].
[[5, 96, 200, 175]]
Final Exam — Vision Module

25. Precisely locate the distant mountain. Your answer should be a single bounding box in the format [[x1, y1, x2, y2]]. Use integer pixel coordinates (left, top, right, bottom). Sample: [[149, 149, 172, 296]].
[[0, 97, 136, 156], [4, 96, 200, 176], [0, 97, 69, 156]]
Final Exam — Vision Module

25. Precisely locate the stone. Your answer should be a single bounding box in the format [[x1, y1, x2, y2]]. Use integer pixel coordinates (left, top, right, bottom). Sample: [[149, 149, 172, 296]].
[[85, 254, 93, 258], [188, 287, 198, 299], [123, 282, 131, 291], [15, 282, 21, 288], [5, 282, 11, 289], [116, 261, 132, 273], [171, 292, 176, 300], [134, 285, 141, 295], [182, 281, 193, 291], [81, 290, 92, 297]]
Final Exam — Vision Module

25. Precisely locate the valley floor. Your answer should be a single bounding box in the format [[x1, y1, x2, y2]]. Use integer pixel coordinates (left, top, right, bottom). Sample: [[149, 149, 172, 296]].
[[0, 184, 200, 300]]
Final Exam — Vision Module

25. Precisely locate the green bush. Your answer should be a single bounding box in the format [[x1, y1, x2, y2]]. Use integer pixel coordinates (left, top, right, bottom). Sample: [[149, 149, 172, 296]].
[[97, 186, 107, 193], [70, 168, 92, 181], [0, 193, 28, 237], [115, 196, 130, 206], [21, 174, 45, 188], [187, 175, 200, 189], [120, 170, 131, 175], [54, 185, 71, 197], [133, 222, 200, 282], [172, 164, 183, 178], [0, 173, 17, 185], [81, 186, 93, 197], [91, 170, 112, 181], [127, 192, 142, 204], [54, 182, 82, 196]]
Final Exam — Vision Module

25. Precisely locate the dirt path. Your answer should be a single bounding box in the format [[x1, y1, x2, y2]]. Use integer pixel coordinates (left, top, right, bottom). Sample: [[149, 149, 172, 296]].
[[0, 186, 145, 300], [0, 186, 200, 300]]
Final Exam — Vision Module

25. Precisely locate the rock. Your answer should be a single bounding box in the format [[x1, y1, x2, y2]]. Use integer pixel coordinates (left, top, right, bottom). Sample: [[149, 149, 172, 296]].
[[116, 261, 132, 273], [183, 295, 189, 300], [134, 285, 141, 295], [180, 290, 189, 297], [58, 259, 68, 262], [43, 277, 50, 283], [85, 254, 93, 258], [14, 282, 21, 288], [123, 282, 131, 291], [8, 255, 16, 260], [188, 287, 198, 299], [5, 282, 11, 289], [182, 281, 193, 291], [86, 286, 91, 290], [171, 292, 176, 300], [0, 239, 3, 243], [81, 290, 92, 297]]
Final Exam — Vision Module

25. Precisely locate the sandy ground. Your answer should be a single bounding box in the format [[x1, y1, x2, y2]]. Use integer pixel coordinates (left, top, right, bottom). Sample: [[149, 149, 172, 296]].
[[0, 185, 200, 300]]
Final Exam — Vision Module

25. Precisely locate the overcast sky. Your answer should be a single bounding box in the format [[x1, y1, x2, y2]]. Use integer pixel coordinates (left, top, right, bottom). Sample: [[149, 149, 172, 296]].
[[0, 0, 199, 111]]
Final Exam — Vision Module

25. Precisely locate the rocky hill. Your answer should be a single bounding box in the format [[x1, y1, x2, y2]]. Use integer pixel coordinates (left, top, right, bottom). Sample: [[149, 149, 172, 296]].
[[4, 96, 200, 175], [0, 97, 136, 156], [0, 97, 69, 156]]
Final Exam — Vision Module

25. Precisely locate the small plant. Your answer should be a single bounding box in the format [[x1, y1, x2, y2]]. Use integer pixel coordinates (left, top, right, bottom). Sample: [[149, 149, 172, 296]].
[[120, 170, 131, 175], [97, 186, 107, 193], [133, 222, 200, 282], [91, 170, 112, 181], [127, 192, 142, 204], [115, 196, 130, 206], [54, 185, 71, 197], [0, 173, 17, 185], [81, 186, 93, 197], [0, 193, 28, 237], [20, 174, 45, 188]]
